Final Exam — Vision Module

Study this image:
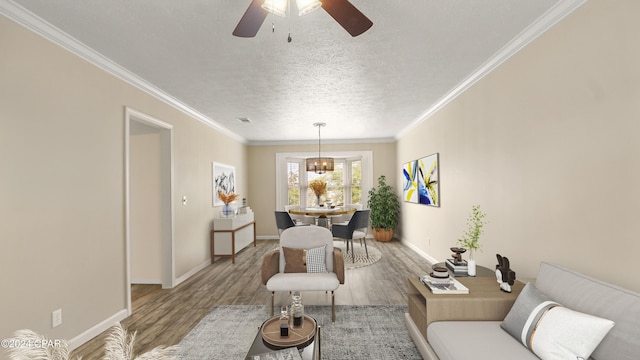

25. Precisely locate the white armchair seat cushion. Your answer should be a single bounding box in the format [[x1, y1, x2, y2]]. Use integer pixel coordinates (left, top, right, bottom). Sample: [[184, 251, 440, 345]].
[[266, 272, 340, 292]]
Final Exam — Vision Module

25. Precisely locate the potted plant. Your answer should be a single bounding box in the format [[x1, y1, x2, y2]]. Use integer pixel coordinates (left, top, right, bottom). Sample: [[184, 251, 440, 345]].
[[367, 175, 400, 242], [457, 204, 488, 276]]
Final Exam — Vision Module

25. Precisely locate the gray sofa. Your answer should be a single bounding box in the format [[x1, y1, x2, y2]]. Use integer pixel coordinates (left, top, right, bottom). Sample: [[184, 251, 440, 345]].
[[412, 262, 640, 360]]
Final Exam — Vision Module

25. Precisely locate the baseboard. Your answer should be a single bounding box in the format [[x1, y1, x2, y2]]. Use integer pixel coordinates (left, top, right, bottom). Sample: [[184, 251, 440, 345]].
[[401, 237, 440, 265], [68, 309, 128, 351], [131, 278, 161, 285], [175, 258, 211, 287]]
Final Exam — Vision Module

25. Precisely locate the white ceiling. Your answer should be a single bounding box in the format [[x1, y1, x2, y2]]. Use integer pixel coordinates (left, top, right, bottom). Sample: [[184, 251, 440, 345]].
[[4, 0, 583, 144]]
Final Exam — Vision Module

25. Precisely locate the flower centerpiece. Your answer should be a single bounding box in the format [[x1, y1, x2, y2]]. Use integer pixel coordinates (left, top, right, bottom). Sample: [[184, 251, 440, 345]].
[[218, 191, 238, 217], [309, 179, 327, 207]]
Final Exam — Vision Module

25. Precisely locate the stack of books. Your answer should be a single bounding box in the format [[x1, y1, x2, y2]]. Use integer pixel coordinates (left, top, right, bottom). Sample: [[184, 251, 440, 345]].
[[419, 274, 469, 294], [445, 258, 468, 276]]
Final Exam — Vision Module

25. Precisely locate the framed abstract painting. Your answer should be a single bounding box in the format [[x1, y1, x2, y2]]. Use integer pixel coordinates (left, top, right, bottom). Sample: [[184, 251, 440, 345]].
[[417, 153, 439, 207], [403, 160, 419, 203]]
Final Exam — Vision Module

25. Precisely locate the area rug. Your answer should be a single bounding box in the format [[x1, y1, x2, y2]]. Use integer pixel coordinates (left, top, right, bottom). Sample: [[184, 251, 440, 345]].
[[333, 240, 382, 269], [176, 305, 420, 360]]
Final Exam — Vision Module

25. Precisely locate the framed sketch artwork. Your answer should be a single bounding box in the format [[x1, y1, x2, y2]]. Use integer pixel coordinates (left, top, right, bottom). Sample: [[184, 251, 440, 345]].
[[212, 162, 236, 206]]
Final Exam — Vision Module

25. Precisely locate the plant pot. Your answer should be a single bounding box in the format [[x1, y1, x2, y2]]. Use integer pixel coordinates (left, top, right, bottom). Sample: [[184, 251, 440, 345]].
[[373, 228, 394, 242]]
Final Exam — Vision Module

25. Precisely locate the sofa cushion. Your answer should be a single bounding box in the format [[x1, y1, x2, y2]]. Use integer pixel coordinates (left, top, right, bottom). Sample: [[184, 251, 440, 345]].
[[502, 282, 614, 360], [427, 321, 539, 360], [535, 262, 640, 360], [283, 245, 328, 273]]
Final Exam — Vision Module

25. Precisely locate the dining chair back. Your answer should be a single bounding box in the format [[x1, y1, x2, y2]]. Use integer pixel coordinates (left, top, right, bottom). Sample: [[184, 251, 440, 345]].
[[335, 203, 363, 223], [331, 209, 370, 262], [274, 211, 296, 235]]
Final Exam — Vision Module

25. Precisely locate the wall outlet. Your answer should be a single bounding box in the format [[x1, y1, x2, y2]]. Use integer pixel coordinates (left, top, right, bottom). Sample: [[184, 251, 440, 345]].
[[52, 308, 62, 328]]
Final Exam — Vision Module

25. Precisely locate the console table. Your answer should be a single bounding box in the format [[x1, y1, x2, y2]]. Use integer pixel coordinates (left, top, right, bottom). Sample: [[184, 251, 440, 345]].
[[406, 276, 524, 346], [211, 213, 256, 264]]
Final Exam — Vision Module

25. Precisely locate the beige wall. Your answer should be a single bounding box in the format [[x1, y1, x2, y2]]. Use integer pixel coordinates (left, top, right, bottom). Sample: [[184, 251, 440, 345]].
[[130, 132, 162, 283], [248, 142, 396, 237], [397, 0, 640, 292], [0, 15, 247, 349]]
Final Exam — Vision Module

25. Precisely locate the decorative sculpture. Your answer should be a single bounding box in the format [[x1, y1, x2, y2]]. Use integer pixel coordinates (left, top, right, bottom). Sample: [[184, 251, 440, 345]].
[[450, 247, 467, 265], [495, 254, 516, 293]]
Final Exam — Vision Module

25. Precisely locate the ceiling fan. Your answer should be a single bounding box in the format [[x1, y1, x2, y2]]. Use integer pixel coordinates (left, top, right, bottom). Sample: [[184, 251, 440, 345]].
[[233, 0, 373, 38]]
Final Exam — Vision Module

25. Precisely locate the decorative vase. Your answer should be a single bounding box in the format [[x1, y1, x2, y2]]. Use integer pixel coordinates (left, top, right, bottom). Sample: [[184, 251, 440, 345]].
[[290, 291, 304, 329], [373, 228, 394, 242], [222, 204, 233, 217], [467, 258, 477, 276], [316, 195, 322, 207]]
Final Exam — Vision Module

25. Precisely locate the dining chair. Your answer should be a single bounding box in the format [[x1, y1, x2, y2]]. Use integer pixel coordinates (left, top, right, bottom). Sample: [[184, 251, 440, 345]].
[[275, 211, 309, 236], [332, 203, 363, 224], [331, 209, 370, 263]]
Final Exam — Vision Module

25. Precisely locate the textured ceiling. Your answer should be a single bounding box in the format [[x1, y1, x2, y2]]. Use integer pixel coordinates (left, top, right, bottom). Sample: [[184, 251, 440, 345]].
[[7, 0, 572, 143]]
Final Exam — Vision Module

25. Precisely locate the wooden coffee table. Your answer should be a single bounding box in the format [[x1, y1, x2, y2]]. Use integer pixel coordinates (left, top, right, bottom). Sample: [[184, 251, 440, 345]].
[[244, 315, 319, 360]]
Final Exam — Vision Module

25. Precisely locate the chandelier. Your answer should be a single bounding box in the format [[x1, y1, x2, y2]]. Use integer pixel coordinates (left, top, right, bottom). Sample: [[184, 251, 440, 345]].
[[306, 122, 334, 174]]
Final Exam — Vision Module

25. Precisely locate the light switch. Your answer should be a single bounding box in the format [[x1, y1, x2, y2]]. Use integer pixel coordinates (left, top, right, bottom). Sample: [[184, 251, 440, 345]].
[[182, 196, 187, 205]]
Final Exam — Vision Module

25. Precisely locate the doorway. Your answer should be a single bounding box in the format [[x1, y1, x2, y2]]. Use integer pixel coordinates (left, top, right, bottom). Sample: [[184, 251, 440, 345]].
[[125, 107, 175, 315]]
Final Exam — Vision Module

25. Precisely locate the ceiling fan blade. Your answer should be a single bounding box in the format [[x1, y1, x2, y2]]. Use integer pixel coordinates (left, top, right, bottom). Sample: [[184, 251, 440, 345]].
[[322, 0, 373, 37], [232, 0, 268, 38]]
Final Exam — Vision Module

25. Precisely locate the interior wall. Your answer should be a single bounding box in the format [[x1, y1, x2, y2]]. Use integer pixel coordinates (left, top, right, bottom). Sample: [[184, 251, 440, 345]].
[[248, 142, 396, 237], [397, 0, 640, 292], [0, 14, 247, 349], [130, 131, 162, 283]]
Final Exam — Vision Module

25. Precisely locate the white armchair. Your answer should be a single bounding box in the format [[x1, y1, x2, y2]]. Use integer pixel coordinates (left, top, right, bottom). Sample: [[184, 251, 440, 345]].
[[262, 226, 345, 321]]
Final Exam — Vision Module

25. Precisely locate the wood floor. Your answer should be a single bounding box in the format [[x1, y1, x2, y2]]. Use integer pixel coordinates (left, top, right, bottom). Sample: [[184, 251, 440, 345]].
[[71, 238, 433, 359]]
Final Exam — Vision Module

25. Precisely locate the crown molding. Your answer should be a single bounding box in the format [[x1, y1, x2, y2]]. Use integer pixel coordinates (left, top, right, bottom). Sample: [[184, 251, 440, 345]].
[[0, 0, 246, 144], [396, 0, 588, 140], [247, 137, 396, 147]]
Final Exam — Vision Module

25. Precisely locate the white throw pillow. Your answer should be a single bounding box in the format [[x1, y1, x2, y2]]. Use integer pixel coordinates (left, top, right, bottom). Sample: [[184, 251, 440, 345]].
[[531, 306, 614, 360], [501, 283, 615, 360]]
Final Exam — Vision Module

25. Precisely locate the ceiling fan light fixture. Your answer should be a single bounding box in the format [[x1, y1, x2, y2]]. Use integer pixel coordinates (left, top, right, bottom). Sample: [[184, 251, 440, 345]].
[[262, 0, 287, 17], [296, 0, 322, 16]]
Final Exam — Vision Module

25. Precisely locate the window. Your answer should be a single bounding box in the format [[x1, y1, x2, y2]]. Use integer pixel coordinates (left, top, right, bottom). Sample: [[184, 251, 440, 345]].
[[276, 152, 372, 210], [350, 160, 362, 204], [306, 161, 345, 206], [287, 162, 300, 206]]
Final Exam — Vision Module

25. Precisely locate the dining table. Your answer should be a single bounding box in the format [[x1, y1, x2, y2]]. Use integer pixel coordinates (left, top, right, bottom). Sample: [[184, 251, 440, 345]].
[[288, 207, 356, 228]]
